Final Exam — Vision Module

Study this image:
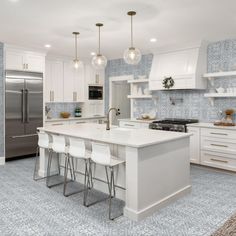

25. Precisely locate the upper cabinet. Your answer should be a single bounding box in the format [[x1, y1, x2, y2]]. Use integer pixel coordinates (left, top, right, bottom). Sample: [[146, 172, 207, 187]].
[[5, 48, 45, 72], [149, 42, 207, 90], [85, 64, 104, 85], [45, 60, 64, 102], [45, 58, 85, 103], [63, 61, 85, 102]]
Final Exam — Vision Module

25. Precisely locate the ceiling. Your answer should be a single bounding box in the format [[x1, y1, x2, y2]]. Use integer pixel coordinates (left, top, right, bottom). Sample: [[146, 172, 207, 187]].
[[0, 0, 236, 59]]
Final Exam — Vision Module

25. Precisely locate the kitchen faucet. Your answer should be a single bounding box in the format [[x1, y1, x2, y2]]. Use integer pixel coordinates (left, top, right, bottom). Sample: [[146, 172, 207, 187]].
[[106, 108, 120, 130]]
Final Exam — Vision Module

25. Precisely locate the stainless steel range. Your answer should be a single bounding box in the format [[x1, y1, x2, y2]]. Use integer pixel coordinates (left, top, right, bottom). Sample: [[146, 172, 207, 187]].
[[149, 118, 198, 132]]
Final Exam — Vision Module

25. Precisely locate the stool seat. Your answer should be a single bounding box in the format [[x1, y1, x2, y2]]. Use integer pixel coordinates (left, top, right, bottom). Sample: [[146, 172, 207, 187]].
[[106, 157, 125, 167]]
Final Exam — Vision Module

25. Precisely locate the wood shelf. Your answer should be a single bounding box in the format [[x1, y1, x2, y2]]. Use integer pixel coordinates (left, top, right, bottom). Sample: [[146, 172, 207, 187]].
[[203, 71, 236, 78], [127, 79, 149, 83], [127, 95, 153, 99]]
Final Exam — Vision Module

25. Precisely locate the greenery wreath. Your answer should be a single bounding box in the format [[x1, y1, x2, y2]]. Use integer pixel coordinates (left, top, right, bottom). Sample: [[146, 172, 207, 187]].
[[162, 76, 175, 89]]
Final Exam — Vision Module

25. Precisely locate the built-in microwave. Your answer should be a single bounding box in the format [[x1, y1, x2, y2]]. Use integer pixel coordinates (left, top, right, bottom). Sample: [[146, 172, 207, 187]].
[[88, 85, 103, 100]]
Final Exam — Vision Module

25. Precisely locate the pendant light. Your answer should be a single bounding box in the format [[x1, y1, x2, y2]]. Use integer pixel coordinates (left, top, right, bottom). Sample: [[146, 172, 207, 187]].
[[73, 32, 80, 69], [91, 23, 107, 70], [123, 11, 141, 65]]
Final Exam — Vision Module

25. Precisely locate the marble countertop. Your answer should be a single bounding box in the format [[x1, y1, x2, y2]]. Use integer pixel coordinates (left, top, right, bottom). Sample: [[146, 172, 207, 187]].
[[118, 118, 155, 124], [38, 123, 191, 148], [45, 115, 106, 122], [187, 122, 236, 130]]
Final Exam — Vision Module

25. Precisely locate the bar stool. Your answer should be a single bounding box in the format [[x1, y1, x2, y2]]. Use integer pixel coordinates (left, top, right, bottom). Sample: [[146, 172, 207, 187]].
[[46, 134, 74, 193], [85, 142, 125, 220], [33, 132, 55, 181], [64, 137, 93, 200]]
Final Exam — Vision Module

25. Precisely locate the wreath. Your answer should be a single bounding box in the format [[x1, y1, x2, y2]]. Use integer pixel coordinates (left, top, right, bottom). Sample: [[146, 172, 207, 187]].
[[162, 77, 174, 89]]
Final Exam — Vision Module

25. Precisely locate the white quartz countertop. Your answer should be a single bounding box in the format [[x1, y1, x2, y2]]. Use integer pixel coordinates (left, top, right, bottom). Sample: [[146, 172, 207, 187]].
[[45, 115, 106, 122], [38, 123, 191, 148], [118, 118, 155, 124], [187, 122, 236, 131]]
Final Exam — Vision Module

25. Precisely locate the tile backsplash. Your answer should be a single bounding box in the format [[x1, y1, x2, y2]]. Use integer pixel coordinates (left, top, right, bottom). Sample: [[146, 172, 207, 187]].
[[45, 103, 83, 118], [105, 39, 236, 122]]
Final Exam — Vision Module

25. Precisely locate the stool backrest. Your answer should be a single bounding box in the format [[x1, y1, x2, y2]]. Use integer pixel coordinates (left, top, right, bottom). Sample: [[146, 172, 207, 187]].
[[91, 142, 111, 165], [38, 132, 50, 149], [69, 138, 86, 158], [51, 134, 66, 153]]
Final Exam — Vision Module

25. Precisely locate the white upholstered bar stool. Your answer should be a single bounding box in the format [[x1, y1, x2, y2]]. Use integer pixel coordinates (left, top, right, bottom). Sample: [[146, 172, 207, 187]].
[[46, 134, 74, 193], [64, 137, 92, 200], [85, 142, 125, 220], [33, 132, 54, 181]]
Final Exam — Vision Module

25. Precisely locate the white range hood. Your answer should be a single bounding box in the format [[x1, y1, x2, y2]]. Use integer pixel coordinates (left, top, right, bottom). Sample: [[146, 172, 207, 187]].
[[149, 42, 207, 90]]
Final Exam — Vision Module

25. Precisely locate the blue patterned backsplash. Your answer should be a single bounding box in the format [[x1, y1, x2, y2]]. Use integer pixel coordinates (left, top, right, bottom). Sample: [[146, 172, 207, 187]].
[[105, 39, 236, 122], [0, 43, 4, 157], [45, 102, 82, 118]]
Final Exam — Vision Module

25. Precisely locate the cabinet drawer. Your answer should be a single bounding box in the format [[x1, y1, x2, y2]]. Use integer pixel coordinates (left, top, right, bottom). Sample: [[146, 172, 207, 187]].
[[119, 121, 140, 129], [45, 121, 68, 127], [201, 136, 236, 155], [201, 128, 236, 140], [201, 151, 236, 171]]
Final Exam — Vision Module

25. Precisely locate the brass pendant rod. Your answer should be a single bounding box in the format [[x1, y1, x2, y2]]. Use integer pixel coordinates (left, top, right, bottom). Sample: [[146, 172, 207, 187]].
[[131, 14, 133, 48]]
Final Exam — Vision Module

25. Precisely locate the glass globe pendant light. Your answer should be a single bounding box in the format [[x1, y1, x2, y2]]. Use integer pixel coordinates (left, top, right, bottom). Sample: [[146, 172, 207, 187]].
[[91, 23, 107, 70], [73, 32, 80, 69], [123, 11, 141, 65]]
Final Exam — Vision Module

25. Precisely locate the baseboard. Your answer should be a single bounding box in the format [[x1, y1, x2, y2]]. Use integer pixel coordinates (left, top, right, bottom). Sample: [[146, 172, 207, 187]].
[[0, 156, 5, 165], [124, 185, 192, 221]]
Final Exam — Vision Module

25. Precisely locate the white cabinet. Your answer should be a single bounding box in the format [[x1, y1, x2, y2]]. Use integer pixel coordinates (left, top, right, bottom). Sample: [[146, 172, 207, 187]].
[[45, 60, 64, 102], [85, 64, 104, 85], [63, 61, 85, 102], [187, 125, 236, 172], [119, 120, 149, 129], [187, 127, 200, 164], [149, 43, 207, 90], [5, 49, 45, 72]]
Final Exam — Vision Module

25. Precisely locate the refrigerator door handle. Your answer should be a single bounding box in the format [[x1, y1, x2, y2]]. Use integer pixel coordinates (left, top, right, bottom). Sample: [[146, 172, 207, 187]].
[[25, 89, 29, 123], [21, 89, 25, 123], [11, 134, 38, 139]]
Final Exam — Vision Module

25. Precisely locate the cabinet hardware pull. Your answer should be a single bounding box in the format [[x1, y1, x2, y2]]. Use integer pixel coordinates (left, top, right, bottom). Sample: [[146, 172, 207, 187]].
[[124, 124, 134, 127], [50, 91, 52, 101], [210, 144, 228, 148], [12, 134, 37, 138], [52, 91, 54, 101], [52, 123, 64, 126], [210, 132, 228, 136], [210, 158, 228, 163]]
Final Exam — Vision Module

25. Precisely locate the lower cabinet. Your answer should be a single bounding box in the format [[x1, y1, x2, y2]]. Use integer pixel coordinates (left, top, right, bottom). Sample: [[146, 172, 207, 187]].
[[45, 118, 106, 127], [188, 125, 236, 171], [119, 121, 149, 129], [187, 127, 200, 164]]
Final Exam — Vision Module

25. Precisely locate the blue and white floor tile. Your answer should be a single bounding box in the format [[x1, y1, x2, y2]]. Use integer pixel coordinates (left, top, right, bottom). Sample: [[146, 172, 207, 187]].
[[0, 158, 236, 236]]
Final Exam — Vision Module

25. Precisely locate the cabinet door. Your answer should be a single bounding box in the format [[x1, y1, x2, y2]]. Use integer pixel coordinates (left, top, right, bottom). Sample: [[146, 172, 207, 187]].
[[85, 64, 104, 85], [51, 61, 64, 102], [5, 51, 24, 70], [74, 62, 85, 102], [45, 60, 52, 102], [187, 127, 200, 164], [63, 62, 74, 102], [25, 54, 44, 72]]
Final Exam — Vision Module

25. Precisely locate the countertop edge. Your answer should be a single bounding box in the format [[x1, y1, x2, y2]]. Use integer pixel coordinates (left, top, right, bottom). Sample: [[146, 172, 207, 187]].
[[187, 122, 236, 130], [45, 116, 106, 122]]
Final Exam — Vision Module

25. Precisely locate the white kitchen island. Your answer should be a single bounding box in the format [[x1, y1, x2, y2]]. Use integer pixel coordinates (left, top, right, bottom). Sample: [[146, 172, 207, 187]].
[[38, 123, 192, 221]]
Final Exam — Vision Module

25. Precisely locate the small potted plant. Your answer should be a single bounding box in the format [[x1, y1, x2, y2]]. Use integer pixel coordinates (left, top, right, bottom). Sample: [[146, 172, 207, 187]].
[[74, 107, 82, 117]]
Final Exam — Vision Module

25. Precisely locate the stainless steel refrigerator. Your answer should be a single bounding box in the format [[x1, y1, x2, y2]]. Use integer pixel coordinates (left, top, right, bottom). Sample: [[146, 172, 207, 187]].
[[5, 70, 43, 159]]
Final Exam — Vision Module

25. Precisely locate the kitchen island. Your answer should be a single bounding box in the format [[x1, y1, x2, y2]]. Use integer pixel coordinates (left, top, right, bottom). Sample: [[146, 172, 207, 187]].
[[38, 123, 192, 221]]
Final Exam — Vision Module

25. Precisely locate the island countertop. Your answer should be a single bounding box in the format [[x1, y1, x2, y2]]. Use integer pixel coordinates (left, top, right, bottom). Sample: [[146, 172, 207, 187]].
[[38, 123, 191, 148]]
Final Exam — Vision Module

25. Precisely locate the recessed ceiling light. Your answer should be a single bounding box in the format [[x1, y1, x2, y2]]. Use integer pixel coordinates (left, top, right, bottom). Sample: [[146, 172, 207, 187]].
[[90, 52, 96, 56], [44, 44, 51, 48], [150, 38, 157, 43]]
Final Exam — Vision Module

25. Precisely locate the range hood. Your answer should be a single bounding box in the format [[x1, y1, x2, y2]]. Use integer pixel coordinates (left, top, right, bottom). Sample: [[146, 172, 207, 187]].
[[149, 42, 207, 90]]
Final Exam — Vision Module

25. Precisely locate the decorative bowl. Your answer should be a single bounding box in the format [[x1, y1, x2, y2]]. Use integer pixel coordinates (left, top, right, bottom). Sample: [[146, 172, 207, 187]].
[[60, 112, 71, 119]]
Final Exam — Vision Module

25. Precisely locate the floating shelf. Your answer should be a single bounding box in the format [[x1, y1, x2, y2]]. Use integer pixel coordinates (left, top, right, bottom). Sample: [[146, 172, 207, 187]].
[[203, 71, 236, 78], [204, 93, 236, 98], [204, 92, 236, 106], [127, 95, 153, 99], [127, 79, 149, 83]]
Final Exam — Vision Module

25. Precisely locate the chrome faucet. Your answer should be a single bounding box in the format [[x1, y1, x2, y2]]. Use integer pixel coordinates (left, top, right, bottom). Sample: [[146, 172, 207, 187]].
[[106, 108, 120, 130]]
